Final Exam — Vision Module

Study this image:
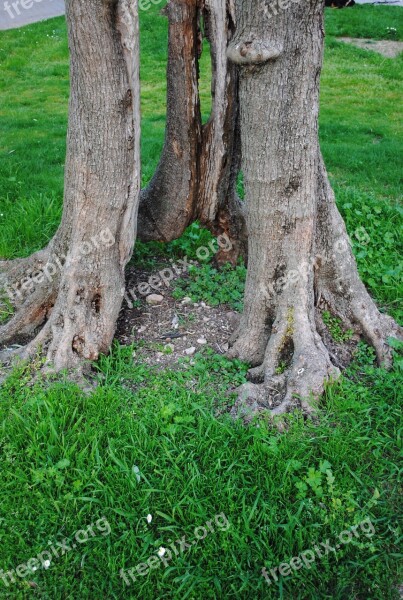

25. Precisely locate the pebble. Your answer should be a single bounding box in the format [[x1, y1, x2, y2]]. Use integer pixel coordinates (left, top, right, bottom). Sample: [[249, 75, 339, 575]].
[[138, 325, 147, 333], [197, 337, 207, 345], [185, 347, 196, 356], [146, 294, 164, 305], [181, 297, 192, 305]]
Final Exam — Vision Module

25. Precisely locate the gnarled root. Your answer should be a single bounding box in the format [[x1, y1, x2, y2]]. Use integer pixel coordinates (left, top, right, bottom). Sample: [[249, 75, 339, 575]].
[[228, 156, 402, 421], [229, 281, 340, 420]]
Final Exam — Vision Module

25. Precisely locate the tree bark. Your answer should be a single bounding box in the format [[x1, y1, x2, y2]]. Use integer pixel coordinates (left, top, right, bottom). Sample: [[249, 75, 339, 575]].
[[197, 0, 247, 263], [137, 0, 247, 263], [227, 0, 402, 416], [137, 0, 202, 242], [0, 0, 141, 374]]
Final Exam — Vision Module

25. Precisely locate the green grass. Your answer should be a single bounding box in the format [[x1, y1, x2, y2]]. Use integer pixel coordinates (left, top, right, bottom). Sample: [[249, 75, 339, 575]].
[[322, 311, 354, 343], [0, 346, 401, 599], [0, 5, 402, 599], [325, 4, 403, 40]]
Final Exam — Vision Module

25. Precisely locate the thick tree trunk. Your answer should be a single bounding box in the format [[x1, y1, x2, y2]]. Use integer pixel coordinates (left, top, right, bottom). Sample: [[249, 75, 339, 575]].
[[0, 0, 141, 374], [227, 0, 401, 416], [137, 0, 247, 263]]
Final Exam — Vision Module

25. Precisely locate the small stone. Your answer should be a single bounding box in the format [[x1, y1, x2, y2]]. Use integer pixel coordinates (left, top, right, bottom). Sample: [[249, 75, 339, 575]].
[[200, 302, 206, 308], [193, 303, 199, 308], [227, 311, 241, 329], [156, 352, 164, 358], [185, 347, 196, 356], [138, 325, 147, 334], [197, 337, 207, 345], [146, 294, 164, 305], [181, 297, 192, 305], [203, 317, 210, 323]]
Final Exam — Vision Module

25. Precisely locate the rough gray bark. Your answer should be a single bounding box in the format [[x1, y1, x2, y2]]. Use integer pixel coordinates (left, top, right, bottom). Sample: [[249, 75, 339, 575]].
[[0, 0, 141, 373], [227, 0, 401, 415], [137, 0, 247, 263]]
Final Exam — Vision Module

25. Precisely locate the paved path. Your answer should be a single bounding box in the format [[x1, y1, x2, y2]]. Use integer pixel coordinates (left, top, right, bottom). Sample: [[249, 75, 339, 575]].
[[356, 0, 403, 5], [0, 0, 65, 31]]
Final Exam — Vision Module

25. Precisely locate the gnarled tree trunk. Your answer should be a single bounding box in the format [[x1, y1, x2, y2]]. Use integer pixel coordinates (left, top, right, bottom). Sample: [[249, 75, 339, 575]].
[[227, 0, 401, 415], [137, 0, 247, 263], [0, 0, 141, 374]]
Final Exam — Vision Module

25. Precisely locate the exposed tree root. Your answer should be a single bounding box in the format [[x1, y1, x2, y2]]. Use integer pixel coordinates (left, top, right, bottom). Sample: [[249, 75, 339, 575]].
[[0, 248, 51, 301], [1, 0, 141, 380], [228, 208, 402, 421], [229, 281, 342, 420], [0, 287, 56, 347]]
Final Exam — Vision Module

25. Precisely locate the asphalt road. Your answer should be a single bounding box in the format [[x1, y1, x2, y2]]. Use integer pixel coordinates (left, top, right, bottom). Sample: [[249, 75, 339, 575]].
[[0, 0, 65, 31]]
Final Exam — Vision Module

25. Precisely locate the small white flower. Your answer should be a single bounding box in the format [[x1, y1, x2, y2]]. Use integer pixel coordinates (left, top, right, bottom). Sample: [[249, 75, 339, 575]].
[[157, 546, 166, 557], [32, 566, 38, 572], [132, 465, 141, 482], [146, 514, 152, 524], [43, 560, 51, 569]]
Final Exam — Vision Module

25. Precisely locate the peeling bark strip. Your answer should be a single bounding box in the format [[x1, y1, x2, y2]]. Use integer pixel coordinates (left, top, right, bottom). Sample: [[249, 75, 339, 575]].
[[227, 0, 402, 416], [0, 0, 141, 372], [137, 0, 247, 262], [198, 0, 247, 263]]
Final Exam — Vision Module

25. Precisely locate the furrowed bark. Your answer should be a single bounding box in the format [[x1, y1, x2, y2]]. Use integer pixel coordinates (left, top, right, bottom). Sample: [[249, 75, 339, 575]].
[[0, 0, 141, 374], [227, 0, 401, 418], [137, 0, 247, 262], [197, 0, 247, 263]]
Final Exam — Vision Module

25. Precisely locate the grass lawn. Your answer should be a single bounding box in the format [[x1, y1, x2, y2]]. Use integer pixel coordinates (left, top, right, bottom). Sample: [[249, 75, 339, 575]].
[[0, 5, 402, 599]]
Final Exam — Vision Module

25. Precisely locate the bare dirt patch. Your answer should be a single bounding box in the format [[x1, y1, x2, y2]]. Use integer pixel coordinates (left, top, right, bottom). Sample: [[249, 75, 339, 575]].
[[116, 263, 358, 375], [338, 37, 403, 58], [116, 263, 241, 370]]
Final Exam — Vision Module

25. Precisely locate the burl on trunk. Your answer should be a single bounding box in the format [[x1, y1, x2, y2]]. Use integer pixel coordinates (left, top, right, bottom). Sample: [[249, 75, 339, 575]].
[[227, 0, 401, 415]]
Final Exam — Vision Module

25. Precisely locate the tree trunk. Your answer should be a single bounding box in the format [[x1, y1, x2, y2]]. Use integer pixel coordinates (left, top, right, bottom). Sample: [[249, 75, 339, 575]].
[[137, 0, 247, 263], [197, 0, 247, 264], [136, 0, 202, 242], [227, 0, 401, 415], [0, 0, 141, 374]]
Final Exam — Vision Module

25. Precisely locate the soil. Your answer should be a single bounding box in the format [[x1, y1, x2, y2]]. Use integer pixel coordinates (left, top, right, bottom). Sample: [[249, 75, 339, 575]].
[[0, 261, 359, 387], [116, 262, 358, 373], [115, 263, 241, 369], [338, 37, 403, 58]]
